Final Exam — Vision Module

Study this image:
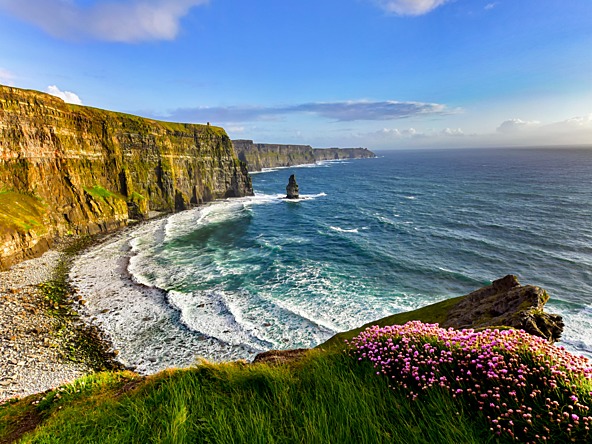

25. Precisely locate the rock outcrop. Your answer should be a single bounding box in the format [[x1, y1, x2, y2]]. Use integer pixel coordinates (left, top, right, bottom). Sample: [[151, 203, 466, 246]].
[[233, 139, 375, 172], [286, 174, 299, 199], [0, 85, 253, 269], [253, 348, 309, 365], [442, 275, 564, 342], [319, 275, 564, 350]]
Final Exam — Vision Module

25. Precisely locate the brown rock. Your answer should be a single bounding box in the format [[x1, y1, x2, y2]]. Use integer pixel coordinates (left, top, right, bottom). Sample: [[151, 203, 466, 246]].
[[443, 275, 564, 342], [286, 174, 299, 199], [253, 348, 309, 365]]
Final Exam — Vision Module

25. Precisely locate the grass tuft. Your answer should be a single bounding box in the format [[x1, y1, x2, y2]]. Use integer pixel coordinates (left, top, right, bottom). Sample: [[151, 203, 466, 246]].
[[2, 350, 495, 443]]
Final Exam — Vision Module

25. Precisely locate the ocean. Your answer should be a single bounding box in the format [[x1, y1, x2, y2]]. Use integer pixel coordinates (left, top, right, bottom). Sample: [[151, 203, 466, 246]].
[[70, 148, 592, 374]]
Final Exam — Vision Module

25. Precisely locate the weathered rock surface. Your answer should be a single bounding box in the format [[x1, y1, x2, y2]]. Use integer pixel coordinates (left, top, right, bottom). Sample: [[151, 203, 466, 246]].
[[286, 174, 299, 199], [443, 275, 564, 342], [319, 275, 565, 350], [252, 348, 309, 365], [233, 139, 375, 172], [0, 85, 253, 269]]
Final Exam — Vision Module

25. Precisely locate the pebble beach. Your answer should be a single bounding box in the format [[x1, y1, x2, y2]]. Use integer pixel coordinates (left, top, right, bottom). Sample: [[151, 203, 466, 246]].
[[0, 250, 91, 403]]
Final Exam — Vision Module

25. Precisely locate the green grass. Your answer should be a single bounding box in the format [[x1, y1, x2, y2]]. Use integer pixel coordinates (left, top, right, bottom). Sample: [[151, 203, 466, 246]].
[[0, 190, 47, 235], [320, 295, 464, 349], [129, 191, 145, 201], [83, 185, 123, 201], [1, 350, 497, 444]]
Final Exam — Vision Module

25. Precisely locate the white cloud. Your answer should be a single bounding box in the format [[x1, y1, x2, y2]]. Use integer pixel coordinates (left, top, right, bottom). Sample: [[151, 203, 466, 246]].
[[442, 127, 464, 136], [373, 0, 452, 16], [496, 118, 540, 133], [0, 68, 16, 86], [168, 100, 449, 123], [490, 115, 592, 146], [484, 2, 498, 10], [546, 114, 592, 130], [46, 85, 83, 105], [0, 0, 208, 42]]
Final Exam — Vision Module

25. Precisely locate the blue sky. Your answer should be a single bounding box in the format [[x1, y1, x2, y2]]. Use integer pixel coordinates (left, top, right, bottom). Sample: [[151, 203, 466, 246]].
[[0, 0, 591, 149]]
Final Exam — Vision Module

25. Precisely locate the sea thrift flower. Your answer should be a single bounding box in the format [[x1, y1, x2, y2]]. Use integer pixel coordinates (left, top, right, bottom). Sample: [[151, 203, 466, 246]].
[[349, 321, 592, 443]]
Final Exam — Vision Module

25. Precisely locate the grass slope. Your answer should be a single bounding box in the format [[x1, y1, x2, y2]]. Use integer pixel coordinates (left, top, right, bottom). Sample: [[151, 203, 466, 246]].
[[1, 350, 495, 444]]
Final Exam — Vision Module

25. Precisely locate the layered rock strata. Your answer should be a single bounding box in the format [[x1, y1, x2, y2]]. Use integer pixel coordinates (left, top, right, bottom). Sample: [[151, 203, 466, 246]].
[[312, 147, 376, 161], [0, 85, 252, 269], [233, 139, 375, 172]]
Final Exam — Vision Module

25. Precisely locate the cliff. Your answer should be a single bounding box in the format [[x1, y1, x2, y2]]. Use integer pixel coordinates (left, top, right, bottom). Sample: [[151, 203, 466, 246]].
[[233, 139, 375, 172], [0, 85, 252, 270], [313, 147, 376, 161]]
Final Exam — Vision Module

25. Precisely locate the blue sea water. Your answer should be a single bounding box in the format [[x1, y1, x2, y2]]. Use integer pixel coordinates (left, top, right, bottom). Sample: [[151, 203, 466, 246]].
[[74, 148, 592, 370]]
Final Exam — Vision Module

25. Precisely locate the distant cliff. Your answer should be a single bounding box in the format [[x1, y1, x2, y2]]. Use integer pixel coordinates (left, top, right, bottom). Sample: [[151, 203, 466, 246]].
[[313, 147, 376, 161], [233, 139, 375, 172], [0, 85, 252, 269]]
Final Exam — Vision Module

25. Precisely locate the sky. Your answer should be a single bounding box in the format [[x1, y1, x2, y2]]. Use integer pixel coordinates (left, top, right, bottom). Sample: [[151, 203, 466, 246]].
[[0, 0, 591, 149]]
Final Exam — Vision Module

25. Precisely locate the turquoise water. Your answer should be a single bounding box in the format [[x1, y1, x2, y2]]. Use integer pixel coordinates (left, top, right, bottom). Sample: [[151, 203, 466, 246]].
[[121, 148, 592, 361]]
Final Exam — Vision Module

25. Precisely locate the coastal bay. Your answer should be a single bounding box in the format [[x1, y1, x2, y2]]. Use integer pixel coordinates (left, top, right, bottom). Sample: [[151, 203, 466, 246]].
[[66, 149, 592, 373]]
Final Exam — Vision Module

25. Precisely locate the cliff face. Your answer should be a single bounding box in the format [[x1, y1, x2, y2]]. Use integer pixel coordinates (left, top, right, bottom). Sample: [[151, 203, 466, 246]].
[[313, 147, 376, 161], [232, 140, 316, 172], [0, 85, 252, 269], [233, 139, 375, 172]]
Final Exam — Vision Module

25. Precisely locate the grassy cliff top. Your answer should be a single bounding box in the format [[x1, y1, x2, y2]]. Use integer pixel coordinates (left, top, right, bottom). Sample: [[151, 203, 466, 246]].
[[0, 276, 588, 443], [0, 84, 227, 137], [1, 323, 590, 443]]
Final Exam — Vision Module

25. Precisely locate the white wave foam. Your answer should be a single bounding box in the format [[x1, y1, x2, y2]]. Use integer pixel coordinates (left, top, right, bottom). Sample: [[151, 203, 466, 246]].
[[551, 305, 592, 360], [70, 234, 262, 375], [167, 289, 270, 350], [256, 162, 318, 174], [330, 226, 359, 233], [283, 192, 327, 203]]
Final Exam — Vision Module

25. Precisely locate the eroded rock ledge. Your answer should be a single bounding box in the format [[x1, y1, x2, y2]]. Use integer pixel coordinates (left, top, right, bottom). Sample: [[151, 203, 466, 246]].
[[443, 275, 564, 342], [267, 275, 564, 360]]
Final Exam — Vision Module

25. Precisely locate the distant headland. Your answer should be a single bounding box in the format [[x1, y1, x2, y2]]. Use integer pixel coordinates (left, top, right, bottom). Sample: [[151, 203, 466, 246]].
[[232, 139, 376, 172]]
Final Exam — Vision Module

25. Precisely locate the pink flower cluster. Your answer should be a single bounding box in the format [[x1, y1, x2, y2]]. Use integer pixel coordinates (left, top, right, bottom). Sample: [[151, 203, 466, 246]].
[[348, 321, 592, 443]]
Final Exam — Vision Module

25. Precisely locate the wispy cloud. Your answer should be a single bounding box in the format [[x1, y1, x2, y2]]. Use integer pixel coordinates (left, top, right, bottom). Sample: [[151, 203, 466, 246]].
[[373, 125, 464, 140], [484, 2, 499, 10], [372, 0, 453, 16], [496, 118, 540, 133], [46, 85, 83, 105], [334, 114, 592, 149], [168, 100, 449, 123], [490, 115, 592, 147], [0, 0, 208, 42], [0, 68, 16, 86]]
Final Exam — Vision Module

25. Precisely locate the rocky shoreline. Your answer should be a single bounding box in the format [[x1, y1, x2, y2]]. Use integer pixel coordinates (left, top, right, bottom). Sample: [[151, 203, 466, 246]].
[[0, 224, 569, 404], [0, 250, 91, 403]]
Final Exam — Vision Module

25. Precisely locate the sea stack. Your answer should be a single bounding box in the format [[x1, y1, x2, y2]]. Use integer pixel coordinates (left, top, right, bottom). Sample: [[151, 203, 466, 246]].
[[286, 174, 299, 199]]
